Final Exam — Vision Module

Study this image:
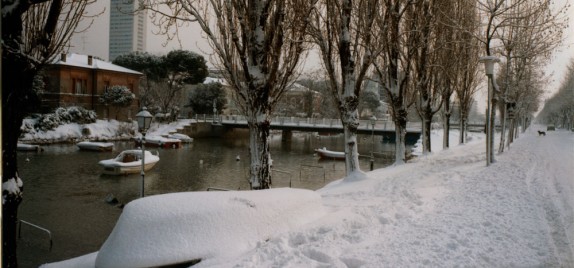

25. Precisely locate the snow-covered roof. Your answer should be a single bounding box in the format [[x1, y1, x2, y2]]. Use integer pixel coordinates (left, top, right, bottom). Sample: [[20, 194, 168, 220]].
[[288, 82, 310, 92], [52, 53, 142, 75], [286, 83, 320, 95], [203, 77, 227, 85]]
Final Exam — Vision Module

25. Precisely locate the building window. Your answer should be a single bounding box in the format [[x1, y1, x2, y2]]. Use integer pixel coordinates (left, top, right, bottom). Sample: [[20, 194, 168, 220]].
[[73, 78, 87, 95]]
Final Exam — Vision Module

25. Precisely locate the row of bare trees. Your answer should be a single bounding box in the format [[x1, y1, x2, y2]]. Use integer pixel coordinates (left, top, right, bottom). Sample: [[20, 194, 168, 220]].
[[477, 0, 567, 161], [141, 0, 567, 186], [538, 59, 574, 130]]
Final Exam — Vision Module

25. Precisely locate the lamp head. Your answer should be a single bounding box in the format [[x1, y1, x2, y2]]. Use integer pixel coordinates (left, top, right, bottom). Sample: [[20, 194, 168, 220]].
[[136, 107, 153, 133], [479, 56, 500, 75]]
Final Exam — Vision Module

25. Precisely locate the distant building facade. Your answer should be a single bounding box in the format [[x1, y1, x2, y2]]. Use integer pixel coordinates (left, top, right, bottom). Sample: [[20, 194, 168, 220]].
[[109, 0, 147, 61], [276, 83, 322, 117], [41, 53, 143, 121]]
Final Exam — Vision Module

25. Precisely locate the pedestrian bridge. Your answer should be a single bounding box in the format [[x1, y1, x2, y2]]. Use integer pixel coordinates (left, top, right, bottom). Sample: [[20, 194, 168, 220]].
[[187, 115, 422, 144]]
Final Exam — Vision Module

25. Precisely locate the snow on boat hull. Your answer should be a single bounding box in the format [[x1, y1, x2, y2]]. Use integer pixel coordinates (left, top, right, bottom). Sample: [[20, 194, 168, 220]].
[[77, 141, 114, 151], [17, 143, 43, 152], [99, 150, 160, 175], [314, 147, 346, 160], [135, 135, 182, 149]]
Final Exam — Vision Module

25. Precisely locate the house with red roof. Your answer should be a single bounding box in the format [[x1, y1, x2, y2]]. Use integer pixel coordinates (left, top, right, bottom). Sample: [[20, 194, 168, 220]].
[[41, 53, 143, 121]]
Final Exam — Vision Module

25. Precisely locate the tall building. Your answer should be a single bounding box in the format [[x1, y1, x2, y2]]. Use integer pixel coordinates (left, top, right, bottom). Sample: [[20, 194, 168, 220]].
[[109, 0, 147, 61]]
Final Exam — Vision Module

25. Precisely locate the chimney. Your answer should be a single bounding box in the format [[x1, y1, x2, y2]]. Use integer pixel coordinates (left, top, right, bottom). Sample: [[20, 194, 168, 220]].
[[88, 55, 93, 65], [61, 53, 66, 62]]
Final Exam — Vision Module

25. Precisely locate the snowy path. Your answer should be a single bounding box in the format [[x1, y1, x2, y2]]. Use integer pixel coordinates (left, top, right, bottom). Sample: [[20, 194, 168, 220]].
[[203, 129, 574, 267]]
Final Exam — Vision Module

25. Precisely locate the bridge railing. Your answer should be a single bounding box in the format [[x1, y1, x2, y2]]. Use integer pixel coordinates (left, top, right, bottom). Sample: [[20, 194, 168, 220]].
[[193, 114, 423, 130]]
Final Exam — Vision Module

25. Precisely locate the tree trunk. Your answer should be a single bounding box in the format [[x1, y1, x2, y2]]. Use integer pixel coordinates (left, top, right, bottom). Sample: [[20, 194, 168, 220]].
[[2, 66, 33, 268], [247, 116, 272, 189], [2, 114, 24, 268], [342, 109, 361, 175], [395, 122, 407, 164], [459, 113, 466, 144], [421, 108, 432, 154], [498, 104, 507, 153], [394, 107, 408, 164], [443, 110, 451, 149]]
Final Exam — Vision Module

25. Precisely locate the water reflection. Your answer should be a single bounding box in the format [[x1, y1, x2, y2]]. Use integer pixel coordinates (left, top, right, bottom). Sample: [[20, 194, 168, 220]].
[[17, 133, 407, 267]]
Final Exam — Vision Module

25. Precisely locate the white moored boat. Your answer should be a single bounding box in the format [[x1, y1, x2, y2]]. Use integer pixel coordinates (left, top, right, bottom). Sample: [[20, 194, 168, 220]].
[[314, 147, 346, 160], [17, 143, 43, 152], [135, 135, 182, 149], [99, 150, 160, 175], [166, 133, 193, 143], [77, 141, 114, 151]]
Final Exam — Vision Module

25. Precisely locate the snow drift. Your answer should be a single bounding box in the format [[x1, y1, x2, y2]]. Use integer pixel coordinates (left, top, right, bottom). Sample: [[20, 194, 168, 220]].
[[94, 188, 324, 267]]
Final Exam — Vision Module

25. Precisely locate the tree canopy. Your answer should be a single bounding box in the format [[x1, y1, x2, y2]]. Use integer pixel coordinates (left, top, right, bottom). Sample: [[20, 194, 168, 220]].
[[187, 82, 228, 115], [113, 49, 209, 115]]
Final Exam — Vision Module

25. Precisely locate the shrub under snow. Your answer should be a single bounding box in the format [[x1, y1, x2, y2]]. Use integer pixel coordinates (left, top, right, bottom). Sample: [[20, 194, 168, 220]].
[[35, 106, 96, 131]]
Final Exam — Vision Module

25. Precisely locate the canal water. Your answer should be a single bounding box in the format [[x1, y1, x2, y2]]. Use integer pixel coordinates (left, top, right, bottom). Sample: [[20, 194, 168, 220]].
[[16, 132, 408, 267]]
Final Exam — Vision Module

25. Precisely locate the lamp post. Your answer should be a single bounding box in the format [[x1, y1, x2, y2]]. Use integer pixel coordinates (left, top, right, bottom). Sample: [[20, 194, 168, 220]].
[[213, 99, 217, 123], [370, 116, 376, 171], [136, 107, 153, 197], [479, 56, 499, 166]]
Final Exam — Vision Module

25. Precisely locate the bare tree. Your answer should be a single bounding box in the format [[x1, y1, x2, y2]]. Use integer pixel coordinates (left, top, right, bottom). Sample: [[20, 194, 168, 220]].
[[142, 0, 315, 189], [308, 0, 380, 177], [2, 1, 99, 265], [372, 0, 418, 165], [411, 0, 446, 154], [445, 0, 481, 145]]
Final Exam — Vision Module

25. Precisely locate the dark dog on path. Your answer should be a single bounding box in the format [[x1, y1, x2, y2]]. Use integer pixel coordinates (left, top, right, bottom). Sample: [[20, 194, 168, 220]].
[[538, 130, 546, 136]]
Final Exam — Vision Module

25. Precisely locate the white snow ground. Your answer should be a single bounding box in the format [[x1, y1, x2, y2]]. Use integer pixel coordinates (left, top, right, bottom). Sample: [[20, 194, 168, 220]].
[[40, 126, 573, 267]]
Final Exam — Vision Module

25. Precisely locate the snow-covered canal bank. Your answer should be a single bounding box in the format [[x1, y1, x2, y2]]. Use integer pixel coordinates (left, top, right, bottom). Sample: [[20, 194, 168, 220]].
[[42, 127, 573, 267]]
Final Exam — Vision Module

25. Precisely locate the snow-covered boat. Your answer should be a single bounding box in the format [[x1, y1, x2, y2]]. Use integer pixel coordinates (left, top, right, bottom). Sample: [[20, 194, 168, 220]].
[[314, 147, 346, 160], [135, 135, 182, 149], [77, 141, 114, 151], [166, 133, 193, 143], [99, 150, 160, 175], [17, 143, 43, 152]]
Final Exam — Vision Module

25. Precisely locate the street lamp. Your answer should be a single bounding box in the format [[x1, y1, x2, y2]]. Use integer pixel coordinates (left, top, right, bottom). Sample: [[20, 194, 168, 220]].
[[479, 56, 499, 166], [370, 116, 376, 171], [213, 99, 217, 123], [136, 107, 153, 197]]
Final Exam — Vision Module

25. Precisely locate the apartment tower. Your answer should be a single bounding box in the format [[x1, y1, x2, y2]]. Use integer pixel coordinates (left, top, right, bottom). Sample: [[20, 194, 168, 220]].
[[109, 0, 147, 61]]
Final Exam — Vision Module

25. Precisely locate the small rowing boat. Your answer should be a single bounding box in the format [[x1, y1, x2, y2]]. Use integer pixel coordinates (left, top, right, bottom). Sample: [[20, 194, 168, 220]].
[[77, 141, 114, 151], [314, 147, 346, 160]]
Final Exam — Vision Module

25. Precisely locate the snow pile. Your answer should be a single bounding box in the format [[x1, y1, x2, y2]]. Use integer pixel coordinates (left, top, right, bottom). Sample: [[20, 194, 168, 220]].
[[2, 177, 23, 203], [93, 188, 323, 267]]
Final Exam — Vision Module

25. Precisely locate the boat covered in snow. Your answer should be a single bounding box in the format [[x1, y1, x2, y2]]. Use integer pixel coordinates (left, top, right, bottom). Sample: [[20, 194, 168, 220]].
[[135, 135, 182, 149], [77, 141, 114, 151], [166, 133, 193, 143], [314, 147, 346, 160], [99, 150, 160, 175], [17, 143, 43, 152]]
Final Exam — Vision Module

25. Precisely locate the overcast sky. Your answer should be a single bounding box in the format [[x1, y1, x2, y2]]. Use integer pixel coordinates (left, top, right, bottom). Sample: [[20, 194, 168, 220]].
[[69, 1, 573, 105]]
